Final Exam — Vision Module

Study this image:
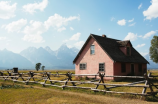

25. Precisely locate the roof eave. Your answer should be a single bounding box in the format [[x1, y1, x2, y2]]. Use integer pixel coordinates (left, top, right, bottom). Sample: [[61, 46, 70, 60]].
[[73, 34, 93, 64]]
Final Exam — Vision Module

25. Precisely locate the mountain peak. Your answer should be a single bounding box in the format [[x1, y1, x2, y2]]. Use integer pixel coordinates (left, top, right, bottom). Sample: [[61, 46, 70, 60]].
[[45, 46, 51, 49], [3, 48, 8, 51], [59, 43, 69, 50], [70, 47, 79, 53], [27, 47, 37, 51], [38, 47, 44, 49], [61, 43, 67, 47]]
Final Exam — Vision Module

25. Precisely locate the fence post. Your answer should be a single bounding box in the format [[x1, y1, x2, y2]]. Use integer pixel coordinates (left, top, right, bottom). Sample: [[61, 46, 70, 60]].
[[0, 71, 5, 80], [95, 72, 106, 90], [142, 73, 149, 96], [63, 72, 76, 90], [56, 71, 59, 77], [141, 73, 154, 99]]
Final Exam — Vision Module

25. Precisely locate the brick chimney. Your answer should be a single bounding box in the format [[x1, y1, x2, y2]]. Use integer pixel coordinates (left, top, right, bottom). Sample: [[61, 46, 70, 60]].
[[102, 34, 106, 38]]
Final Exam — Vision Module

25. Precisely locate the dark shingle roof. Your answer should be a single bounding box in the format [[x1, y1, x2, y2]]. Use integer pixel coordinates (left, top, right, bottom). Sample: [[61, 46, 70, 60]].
[[73, 34, 149, 64]]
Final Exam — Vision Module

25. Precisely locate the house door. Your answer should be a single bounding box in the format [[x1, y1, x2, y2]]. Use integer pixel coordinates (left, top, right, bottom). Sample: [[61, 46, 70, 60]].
[[131, 64, 134, 75]]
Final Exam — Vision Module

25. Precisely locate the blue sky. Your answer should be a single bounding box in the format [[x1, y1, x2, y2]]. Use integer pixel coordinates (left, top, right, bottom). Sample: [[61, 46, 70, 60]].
[[0, 0, 158, 56]]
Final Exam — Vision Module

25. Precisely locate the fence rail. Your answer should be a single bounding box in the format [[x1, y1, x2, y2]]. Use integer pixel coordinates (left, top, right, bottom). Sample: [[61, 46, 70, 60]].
[[0, 70, 158, 98]]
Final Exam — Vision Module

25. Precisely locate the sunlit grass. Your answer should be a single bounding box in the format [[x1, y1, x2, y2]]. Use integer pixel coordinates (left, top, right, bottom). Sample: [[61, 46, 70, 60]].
[[0, 69, 158, 103], [0, 82, 155, 104]]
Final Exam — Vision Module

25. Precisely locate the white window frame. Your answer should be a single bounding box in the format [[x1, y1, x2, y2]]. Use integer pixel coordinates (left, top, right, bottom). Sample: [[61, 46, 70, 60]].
[[90, 45, 95, 55], [99, 63, 105, 72], [80, 63, 87, 70]]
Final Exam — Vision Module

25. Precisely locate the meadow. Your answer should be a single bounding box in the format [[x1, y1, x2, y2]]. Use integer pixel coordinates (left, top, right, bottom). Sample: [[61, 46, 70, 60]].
[[0, 69, 158, 104]]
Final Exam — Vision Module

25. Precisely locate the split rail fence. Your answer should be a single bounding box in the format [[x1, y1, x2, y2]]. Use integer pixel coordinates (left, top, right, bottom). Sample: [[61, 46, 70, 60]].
[[0, 71, 158, 98]]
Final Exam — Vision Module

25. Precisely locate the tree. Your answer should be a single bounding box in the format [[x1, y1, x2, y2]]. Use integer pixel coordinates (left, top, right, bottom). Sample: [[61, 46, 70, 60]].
[[150, 35, 158, 63], [35, 63, 41, 71], [41, 66, 45, 71]]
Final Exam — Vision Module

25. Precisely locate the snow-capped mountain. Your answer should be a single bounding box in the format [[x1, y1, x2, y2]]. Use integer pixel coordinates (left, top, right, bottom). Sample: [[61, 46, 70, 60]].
[[19, 44, 79, 69], [45, 46, 56, 56]]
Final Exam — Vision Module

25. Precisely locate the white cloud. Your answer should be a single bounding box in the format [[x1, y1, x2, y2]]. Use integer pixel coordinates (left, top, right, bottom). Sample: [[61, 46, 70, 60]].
[[0, 37, 6, 40], [22, 20, 46, 43], [67, 45, 73, 48], [70, 27, 74, 30], [117, 19, 126, 26], [143, 0, 158, 20], [6, 43, 9, 46], [2, 19, 27, 32], [70, 32, 81, 41], [124, 32, 137, 41], [23, 34, 44, 43], [63, 39, 69, 43], [111, 17, 115, 21], [74, 41, 85, 49], [98, 28, 101, 31], [138, 3, 142, 9], [128, 18, 134, 22], [44, 13, 80, 30], [57, 27, 66, 32], [0, 1, 17, 19], [129, 22, 136, 26], [136, 44, 145, 48], [23, 0, 48, 14], [138, 35, 143, 37], [21, 13, 80, 43], [143, 31, 156, 38]]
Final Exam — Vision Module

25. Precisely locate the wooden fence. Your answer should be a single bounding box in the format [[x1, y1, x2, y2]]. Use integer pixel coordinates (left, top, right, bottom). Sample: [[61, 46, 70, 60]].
[[0, 71, 158, 98]]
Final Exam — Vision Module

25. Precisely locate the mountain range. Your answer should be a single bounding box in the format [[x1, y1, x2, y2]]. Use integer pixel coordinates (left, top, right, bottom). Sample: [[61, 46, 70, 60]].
[[0, 44, 157, 70], [0, 44, 79, 69], [0, 49, 34, 69]]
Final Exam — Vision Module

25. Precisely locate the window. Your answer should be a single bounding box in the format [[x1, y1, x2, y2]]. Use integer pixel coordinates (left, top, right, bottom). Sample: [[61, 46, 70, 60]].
[[90, 45, 95, 54], [138, 64, 142, 72], [80, 63, 86, 70], [121, 63, 126, 73], [99, 63, 105, 71], [127, 47, 130, 55]]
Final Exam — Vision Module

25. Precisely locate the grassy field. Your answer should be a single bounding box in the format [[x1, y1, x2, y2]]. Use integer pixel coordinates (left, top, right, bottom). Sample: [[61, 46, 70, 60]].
[[0, 69, 158, 104]]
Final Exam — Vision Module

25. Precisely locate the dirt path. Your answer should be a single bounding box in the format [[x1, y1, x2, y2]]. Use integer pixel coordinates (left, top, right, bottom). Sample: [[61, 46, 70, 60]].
[[26, 85, 157, 104]]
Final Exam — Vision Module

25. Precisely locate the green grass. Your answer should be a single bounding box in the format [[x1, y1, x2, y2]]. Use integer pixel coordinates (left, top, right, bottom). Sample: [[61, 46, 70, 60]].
[[0, 70, 158, 103], [0, 87, 54, 104], [0, 82, 156, 104]]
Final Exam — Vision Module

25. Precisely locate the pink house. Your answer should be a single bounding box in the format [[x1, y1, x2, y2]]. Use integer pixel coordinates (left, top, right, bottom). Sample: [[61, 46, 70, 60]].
[[73, 34, 149, 80]]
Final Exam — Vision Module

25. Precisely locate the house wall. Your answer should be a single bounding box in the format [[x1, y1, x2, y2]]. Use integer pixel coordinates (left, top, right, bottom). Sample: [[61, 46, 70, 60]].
[[114, 62, 147, 80], [75, 37, 114, 80]]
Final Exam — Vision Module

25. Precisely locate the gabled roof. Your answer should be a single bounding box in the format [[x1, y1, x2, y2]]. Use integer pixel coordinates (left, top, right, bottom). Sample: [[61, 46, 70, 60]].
[[73, 34, 149, 64]]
